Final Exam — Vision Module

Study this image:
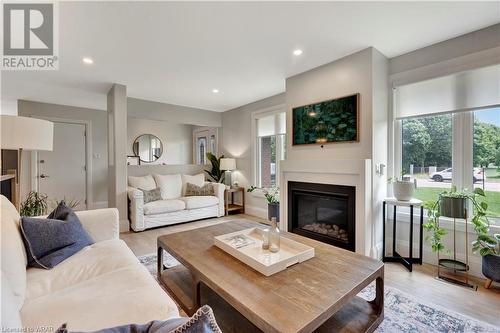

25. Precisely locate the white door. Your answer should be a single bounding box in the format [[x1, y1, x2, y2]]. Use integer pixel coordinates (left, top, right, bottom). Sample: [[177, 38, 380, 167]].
[[38, 121, 87, 210]]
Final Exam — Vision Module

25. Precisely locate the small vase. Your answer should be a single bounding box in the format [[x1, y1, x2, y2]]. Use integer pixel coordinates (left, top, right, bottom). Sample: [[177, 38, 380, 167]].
[[269, 217, 280, 253], [268, 203, 280, 222]]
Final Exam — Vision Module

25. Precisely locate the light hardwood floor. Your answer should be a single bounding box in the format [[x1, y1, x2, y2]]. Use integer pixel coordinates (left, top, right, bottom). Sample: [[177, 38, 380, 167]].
[[121, 214, 500, 327]]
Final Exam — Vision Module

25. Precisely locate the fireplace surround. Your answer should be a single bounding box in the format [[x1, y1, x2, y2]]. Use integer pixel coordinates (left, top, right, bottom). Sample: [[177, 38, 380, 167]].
[[288, 181, 356, 251]]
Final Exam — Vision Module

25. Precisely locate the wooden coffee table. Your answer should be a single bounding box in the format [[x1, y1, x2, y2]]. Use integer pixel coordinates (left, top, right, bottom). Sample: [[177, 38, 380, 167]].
[[157, 220, 384, 333]]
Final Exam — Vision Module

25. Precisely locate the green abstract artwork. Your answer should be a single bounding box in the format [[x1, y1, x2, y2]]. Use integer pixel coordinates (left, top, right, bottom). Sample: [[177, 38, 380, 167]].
[[293, 94, 359, 145]]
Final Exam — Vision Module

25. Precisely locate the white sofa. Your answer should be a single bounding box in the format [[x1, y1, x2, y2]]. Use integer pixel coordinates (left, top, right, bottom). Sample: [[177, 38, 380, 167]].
[[0, 195, 180, 332], [128, 173, 225, 232]]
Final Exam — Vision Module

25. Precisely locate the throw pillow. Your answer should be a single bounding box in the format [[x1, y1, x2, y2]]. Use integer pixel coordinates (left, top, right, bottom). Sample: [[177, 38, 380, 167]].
[[55, 305, 221, 333], [142, 188, 162, 204], [20, 201, 94, 269], [181, 173, 205, 196], [128, 175, 157, 191], [154, 174, 183, 199], [185, 182, 215, 197]]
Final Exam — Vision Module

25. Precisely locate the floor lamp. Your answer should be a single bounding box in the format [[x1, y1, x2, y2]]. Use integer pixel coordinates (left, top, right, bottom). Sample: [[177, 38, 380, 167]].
[[0, 116, 54, 209]]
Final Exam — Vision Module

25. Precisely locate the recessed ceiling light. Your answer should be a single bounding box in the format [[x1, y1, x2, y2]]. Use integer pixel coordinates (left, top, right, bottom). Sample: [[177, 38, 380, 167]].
[[293, 49, 303, 56], [212, 89, 219, 94], [82, 57, 94, 64]]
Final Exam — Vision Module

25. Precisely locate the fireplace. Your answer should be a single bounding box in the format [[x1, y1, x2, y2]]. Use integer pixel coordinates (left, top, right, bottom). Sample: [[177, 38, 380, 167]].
[[288, 181, 355, 251]]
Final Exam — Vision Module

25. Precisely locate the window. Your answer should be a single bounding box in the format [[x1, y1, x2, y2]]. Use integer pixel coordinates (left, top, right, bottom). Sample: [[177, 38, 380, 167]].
[[402, 114, 452, 203], [394, 64, 500, 223], [255, 111, 286, 188], [473, 108, 500, 218]]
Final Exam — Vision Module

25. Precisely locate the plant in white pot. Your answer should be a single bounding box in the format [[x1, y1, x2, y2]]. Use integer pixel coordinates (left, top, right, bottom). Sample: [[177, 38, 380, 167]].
[[388, 170, 416, 201], [248, 186, 280, 222]]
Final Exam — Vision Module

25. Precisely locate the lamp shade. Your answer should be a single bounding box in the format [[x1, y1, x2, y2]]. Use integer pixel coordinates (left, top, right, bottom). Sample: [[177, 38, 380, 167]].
[[220, 158, 236, 171], [1, 115, 53, 151]]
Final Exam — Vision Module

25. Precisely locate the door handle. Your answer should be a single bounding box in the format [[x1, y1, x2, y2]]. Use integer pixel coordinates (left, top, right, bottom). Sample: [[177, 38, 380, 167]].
[[40, 174, 50, 179]]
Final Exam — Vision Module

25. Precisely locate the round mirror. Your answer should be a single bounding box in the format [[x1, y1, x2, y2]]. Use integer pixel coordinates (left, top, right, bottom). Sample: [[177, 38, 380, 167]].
[[133, 134, 163, 163]]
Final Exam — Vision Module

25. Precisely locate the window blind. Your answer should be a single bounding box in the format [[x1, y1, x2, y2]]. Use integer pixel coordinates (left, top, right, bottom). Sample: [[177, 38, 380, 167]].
[[394, 64, 500, 119], [257, 112, 286, 137]]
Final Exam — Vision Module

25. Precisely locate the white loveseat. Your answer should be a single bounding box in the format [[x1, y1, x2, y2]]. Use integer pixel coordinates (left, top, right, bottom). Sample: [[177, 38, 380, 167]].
[[0, 195, 179, 332], [128, 173, 225, 232]]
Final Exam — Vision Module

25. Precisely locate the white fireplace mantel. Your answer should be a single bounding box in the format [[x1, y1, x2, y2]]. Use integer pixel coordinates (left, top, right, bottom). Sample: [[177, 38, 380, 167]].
[[280, 159, 375, 257]]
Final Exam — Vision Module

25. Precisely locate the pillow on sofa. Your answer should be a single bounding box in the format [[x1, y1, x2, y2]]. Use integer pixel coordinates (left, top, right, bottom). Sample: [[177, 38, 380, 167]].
[[20, 201, 94, 269], [141, 188, 162, 204], [56, 305, 221, 333], [185, 183, 215, 197], [154, 174, 182, 199], [181, 173, 205, 196], [129, 175, 157, 191]]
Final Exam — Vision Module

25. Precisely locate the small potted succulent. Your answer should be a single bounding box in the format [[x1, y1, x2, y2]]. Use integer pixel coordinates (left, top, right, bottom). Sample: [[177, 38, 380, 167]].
[[388, 170, 415, 201], [248, 186, 280, 222]]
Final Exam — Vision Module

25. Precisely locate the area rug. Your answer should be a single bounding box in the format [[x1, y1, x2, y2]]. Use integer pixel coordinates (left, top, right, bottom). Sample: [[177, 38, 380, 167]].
[[139, 253, 499, 333]]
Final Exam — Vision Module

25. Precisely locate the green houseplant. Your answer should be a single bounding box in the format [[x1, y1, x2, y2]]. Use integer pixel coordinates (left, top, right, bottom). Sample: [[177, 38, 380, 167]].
[[204, 153, 225, 183], [20, 191, 48, 217], [248, 186, 280, 221]]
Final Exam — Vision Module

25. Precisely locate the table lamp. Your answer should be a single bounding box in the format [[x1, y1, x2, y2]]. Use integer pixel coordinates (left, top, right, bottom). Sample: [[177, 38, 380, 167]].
[[220, 158, 236, 188], [1, 115, 54, 209]]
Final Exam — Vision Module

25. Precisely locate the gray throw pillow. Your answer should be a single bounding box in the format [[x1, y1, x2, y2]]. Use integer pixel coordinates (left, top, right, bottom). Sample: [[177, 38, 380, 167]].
[[185, 183, 215, 197], [56, 305, 221, 333], [20, 201, 94, 269], [141, 187, 162, 204]]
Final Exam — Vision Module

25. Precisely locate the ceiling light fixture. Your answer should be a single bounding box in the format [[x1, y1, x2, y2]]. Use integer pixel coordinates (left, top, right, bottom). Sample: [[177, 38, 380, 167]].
[[212, 89, 219, 94], [82, 57, 94, 64], [293, 49, 303, 56]]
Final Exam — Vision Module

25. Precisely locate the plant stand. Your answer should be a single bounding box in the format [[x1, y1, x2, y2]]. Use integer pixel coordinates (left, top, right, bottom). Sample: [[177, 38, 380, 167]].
[[383, 198, 424, 272], [436, 210, 477, 290]]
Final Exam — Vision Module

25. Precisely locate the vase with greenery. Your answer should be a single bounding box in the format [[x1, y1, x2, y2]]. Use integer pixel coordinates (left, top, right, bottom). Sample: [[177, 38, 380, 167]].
[[204, 152, 225, 183], [248, 186, 280, 221], [388, 169, 415, 201], [20, 191, 48, 217]]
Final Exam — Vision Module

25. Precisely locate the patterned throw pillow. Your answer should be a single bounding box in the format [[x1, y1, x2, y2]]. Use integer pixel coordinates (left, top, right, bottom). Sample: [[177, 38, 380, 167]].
[[141, 188, 162, 204], [185, 182, 215, 197]]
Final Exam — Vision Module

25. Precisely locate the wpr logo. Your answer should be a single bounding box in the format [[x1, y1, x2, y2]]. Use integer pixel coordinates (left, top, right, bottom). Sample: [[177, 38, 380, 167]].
[[2, 2, 58, 70]]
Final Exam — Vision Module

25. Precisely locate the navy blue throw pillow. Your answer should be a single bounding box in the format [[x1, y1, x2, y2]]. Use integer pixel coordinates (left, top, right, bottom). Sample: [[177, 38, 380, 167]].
[[21, 201, 94, 269]]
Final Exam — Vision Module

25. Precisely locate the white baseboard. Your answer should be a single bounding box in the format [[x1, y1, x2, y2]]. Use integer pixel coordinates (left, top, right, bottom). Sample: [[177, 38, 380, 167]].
[[245, 205, 268, 220]]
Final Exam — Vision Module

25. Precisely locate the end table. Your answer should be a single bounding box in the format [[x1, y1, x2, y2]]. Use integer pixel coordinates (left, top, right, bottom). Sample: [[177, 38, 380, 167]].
[[383, 198, 423, 272], [224, 186, 245, 215]]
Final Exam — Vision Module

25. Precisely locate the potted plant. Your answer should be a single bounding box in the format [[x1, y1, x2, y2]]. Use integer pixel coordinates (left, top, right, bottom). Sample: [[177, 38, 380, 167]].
[[20, 191, 48, 217], [248, 186, 280, 221], [204, 152, 225, 183], [388, 170, 415, 201]]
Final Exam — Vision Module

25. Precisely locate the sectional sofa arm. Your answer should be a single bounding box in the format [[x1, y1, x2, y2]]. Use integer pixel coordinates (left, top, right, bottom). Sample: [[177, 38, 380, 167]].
[[210, 182, 226, 217], [128, 186, 145, 232], [75, 208, 120, 242]]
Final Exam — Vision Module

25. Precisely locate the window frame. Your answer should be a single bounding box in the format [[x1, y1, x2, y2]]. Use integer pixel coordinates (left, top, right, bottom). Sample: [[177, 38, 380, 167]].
[[393, 104, 499, 227], [251, 104, 286, 190]]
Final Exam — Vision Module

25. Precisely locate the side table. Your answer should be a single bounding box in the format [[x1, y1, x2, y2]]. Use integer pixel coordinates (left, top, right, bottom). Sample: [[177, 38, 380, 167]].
[[224, 186, 245, 215], [383, 198, 423, 272]]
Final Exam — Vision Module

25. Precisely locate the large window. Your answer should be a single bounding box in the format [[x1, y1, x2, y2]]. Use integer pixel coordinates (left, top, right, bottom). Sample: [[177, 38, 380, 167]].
[[395, 64, 500, 223], [473, 108, 500, 218], [255, 111, 286, 188], [402, 114, 452, 203]]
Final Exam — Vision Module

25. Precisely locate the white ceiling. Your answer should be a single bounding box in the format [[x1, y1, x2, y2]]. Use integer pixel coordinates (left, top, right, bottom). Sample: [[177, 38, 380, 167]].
[[2, 1, 499, 112]]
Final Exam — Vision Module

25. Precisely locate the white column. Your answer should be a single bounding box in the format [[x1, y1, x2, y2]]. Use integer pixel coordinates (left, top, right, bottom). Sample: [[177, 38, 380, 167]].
[[107, 84, 128, 231]]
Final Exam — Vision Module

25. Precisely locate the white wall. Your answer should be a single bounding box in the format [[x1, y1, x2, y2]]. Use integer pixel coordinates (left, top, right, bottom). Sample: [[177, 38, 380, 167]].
[[128, 118, 193, 165], [221, 93, 286, 218], [18, 100, 108, 207]]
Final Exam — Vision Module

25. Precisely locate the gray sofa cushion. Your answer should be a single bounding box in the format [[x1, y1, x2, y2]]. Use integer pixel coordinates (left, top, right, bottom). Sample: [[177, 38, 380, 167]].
[[141, 188, 162, 204], [20, 201, 94, 269], [185, 183, 214, 197]]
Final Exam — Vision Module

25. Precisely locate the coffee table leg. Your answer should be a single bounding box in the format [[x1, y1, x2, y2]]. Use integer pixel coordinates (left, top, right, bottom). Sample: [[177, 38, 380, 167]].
[[368, 270, 384, 333], [157, 246, 164, 277]]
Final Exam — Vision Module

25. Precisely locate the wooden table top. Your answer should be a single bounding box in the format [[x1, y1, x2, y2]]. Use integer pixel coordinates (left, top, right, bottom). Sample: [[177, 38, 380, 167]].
[[158, 220, 384, 333]]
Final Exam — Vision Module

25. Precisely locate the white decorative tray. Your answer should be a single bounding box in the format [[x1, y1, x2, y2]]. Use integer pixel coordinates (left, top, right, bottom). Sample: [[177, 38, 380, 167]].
[[214, 227, 315, 276]]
